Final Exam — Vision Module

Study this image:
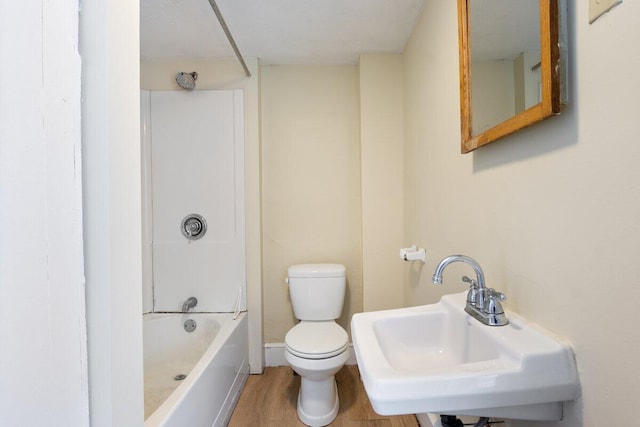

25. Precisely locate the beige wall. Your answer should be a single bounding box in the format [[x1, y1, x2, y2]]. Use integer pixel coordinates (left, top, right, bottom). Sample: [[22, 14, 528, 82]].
[[359, 54, 406, 311], [261, 65, 362, 342], [471, 60, 515, 134], [514, 51, 542, 113], [141, 58, 264, 372], [404, 1, 640, 426]]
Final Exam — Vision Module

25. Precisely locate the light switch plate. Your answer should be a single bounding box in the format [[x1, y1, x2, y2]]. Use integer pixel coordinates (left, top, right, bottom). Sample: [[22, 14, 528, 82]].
[[589, 0, 622, 24]]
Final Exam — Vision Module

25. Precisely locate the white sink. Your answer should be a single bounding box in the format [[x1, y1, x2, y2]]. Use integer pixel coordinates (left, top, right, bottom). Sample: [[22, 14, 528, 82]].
[[351, 292, 579, 421]]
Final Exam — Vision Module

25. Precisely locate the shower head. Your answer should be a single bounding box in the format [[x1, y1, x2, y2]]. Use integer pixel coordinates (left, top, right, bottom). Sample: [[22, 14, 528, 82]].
[[175, 72, 198, 90]]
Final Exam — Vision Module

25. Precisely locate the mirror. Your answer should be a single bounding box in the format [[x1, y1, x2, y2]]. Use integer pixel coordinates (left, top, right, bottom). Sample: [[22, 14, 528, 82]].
[[458, 0, 564, 153]]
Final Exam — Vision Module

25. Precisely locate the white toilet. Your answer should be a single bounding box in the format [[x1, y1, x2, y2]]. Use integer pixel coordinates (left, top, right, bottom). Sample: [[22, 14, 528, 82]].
[[285, 263, 350, 427]]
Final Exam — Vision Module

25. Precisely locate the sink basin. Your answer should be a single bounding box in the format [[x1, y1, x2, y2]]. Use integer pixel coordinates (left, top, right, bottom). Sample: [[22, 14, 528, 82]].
[[351, 292, 579, 421]]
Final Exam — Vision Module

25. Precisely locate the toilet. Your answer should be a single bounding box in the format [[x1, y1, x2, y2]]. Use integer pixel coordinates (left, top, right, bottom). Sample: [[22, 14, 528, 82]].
[[285, 263, 350, 427]]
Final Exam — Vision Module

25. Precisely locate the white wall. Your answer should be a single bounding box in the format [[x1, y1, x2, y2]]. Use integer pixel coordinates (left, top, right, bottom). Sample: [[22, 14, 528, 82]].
[[81, 0, 144, 424], [141, 91, 154, 313], [149, 90, 246, 313], [404, 1, 640, 426], [0, 0, 89, 425]]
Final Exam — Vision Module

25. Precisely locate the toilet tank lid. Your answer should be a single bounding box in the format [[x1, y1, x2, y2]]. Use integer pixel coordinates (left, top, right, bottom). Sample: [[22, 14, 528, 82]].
[[288, 263, 346, 278]]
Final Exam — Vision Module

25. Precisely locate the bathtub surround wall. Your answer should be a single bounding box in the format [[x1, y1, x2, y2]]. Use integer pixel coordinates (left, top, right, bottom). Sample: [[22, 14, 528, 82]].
[[141, 59, 263, 373], [404, 1, 640, 426], [146, 90, 246, 313]]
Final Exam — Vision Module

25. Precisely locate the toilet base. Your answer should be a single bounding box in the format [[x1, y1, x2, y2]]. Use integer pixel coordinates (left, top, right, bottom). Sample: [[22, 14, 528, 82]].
[[285, 347, 349, 426], [297, 377, 339, 427]]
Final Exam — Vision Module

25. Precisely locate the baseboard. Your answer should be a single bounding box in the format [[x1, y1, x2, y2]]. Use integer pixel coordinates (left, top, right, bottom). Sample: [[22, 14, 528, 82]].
[[264, 343, 357, 367]]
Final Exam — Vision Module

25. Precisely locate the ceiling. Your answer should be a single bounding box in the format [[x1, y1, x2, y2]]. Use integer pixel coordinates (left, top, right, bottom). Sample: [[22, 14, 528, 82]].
[[140, 0, 426, 65]]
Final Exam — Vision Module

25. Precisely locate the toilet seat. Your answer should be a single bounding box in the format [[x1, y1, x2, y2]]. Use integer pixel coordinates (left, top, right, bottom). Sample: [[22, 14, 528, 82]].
[[285, 322, 348, 360]]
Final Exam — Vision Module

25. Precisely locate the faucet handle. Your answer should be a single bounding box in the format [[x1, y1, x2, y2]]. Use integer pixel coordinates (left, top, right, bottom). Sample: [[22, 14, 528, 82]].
[[484, 288, 506, 315], [463, 276, 479, 306], [484, 289, 509, 326], [462, 275, 477, 287], [486, 288, 506, 301]]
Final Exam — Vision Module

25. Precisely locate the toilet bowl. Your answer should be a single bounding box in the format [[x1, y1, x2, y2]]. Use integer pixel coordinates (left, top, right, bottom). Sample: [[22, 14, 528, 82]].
[[285, 264, 349, 427]]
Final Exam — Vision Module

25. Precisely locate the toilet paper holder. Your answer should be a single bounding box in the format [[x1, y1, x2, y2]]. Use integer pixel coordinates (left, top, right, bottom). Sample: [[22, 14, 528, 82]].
[[399, 245, 426, 263]]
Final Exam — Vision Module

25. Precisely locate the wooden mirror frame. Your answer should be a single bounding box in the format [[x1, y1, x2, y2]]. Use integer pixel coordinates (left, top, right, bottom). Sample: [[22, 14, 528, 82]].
[[458, 0, 560, 153]]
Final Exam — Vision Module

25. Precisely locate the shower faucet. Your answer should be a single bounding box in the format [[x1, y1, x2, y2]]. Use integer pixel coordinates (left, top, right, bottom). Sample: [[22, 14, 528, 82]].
[[432, 255, 508, 326], [182, 297, 198, 313]]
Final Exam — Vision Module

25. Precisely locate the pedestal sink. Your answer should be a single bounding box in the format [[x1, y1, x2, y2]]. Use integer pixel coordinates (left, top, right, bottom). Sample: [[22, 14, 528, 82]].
[[351, 292, 579, 421]]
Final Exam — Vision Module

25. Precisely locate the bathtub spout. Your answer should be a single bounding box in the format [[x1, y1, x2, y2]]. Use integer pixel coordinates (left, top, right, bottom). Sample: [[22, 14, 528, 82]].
[[182, 297, 198, 312]]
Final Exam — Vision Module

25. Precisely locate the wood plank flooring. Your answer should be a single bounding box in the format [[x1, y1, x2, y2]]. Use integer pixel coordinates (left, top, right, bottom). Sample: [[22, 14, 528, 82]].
[[228, 365, 418, 426]]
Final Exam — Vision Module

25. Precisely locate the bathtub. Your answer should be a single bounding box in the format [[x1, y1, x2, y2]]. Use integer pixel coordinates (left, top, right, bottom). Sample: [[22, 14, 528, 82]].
[[143, 311, 249, 427]]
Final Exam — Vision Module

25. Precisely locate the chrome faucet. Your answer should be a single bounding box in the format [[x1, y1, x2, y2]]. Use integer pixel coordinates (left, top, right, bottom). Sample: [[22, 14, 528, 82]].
[[182, 296, 198, 313], [432, 255, 508, 326]]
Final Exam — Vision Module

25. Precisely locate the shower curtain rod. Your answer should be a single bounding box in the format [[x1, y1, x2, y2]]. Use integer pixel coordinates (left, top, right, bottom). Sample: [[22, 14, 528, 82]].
[[207, 0, 252, 78]]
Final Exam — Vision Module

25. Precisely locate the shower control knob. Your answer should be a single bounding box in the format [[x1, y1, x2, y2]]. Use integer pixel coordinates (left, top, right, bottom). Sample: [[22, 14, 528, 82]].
[[181, 214, 207, 240], [185, 219, 201, 235]]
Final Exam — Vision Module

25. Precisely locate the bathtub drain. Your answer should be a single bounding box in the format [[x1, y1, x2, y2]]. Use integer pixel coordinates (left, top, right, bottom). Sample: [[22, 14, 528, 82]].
[[174, 374, 187, 381], [184, 319, 197, 332]]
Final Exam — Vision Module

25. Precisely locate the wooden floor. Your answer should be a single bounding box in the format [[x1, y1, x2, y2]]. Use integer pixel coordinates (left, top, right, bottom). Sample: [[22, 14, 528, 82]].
[[228, 365, 418, 426]]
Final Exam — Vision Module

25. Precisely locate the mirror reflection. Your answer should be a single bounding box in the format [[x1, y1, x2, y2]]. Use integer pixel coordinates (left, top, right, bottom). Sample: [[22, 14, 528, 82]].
[[458, 0, 565, 153], [470, 0, 541, 134]]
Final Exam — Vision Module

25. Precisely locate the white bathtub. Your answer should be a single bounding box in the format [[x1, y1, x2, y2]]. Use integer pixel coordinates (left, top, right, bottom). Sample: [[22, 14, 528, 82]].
[[143, 312, 249, 427]]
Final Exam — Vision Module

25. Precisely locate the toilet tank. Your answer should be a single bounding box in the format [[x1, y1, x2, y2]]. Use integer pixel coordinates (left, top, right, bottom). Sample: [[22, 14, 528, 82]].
[[287, 264, 346, 321]]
